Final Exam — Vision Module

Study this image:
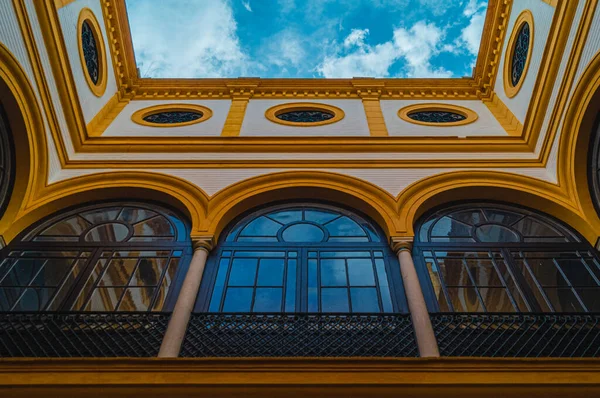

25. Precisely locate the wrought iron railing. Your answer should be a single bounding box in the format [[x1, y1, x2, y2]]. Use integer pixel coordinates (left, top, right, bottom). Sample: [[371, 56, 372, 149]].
[[0, 312, 170, 357], [431, 313, 600, 357], [181, 313, 417, 357]]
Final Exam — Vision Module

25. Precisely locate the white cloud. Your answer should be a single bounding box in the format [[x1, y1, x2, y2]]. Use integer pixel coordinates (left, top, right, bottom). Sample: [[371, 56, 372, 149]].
[[343, 28, 369, 48], [460, 5, 486, 55], [127, 0, 250, 78], [464, 0, 486, 17], [263, 30, 306, 69], [317, 21, 453, 78], [242, 0, 252, 12]]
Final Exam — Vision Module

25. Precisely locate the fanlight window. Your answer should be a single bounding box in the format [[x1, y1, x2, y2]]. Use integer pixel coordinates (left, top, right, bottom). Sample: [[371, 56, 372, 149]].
[[199, 204, 406, 314], [0, 203, 191, 312], [415, 204, 600, 313]]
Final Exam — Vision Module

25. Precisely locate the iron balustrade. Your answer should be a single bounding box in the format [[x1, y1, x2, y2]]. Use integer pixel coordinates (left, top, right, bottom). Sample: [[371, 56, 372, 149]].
[[0, 312, 169, 357], [431, 313, 600, 357], [181, 313, 418, 357]]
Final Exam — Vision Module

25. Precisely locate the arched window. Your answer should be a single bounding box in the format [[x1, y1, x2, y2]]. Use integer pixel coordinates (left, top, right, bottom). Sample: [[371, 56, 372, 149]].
[[0, 102, 14, 219], [0, 202, 191, 312], [197, 203, 406, 313], [414, 203, 600, 313]]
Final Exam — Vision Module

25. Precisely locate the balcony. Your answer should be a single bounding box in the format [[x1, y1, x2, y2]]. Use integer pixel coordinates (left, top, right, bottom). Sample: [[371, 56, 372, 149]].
[[1, 312, 599, 358]]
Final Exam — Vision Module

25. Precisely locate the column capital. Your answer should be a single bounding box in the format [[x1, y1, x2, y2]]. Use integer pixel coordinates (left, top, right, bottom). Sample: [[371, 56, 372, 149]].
[[390, 236, 414, 254], [191, 236, 215, 252]]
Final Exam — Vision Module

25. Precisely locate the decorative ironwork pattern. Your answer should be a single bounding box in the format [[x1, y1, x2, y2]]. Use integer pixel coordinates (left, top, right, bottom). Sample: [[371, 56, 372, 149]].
[[0, 103, 13, 219], [511, 22, 530, 87], [431, 313, 600, 357], [143, 111, 204, 124], [276, 110, 334, 123], [407, 111, 466, 123], [0, 312, 169, 357], [81, 20, 100, 85], [181, 313, 417, 357]]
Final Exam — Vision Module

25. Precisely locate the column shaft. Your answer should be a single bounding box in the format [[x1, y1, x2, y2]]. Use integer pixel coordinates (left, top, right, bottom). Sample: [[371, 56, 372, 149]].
[[397, 247, 440, 358], [158, 244, 210, 358]]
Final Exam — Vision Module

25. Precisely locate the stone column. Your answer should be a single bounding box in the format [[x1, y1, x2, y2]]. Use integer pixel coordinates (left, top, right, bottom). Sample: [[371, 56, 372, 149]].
[[391, 237, 440, 358], [158, 237, 213, 358]]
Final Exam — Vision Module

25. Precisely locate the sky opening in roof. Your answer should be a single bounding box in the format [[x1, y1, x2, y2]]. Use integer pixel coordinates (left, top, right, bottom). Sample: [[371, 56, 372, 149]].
[[125, 0, 488, 79]]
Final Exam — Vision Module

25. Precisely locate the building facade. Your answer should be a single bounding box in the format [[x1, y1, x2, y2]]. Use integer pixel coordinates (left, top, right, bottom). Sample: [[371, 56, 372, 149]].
[[1, 0, 600, 396]]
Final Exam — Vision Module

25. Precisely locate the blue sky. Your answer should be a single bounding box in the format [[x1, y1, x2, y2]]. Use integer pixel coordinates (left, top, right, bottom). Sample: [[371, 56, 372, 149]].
[[126, 0, 488, 79]]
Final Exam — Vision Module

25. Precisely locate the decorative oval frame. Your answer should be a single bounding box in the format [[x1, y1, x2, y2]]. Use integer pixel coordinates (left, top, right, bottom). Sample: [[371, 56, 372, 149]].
[[265, 103, 345, 127], [503, 10, 534, 99], [397, 103, 479, 127], [77, 8, 107, 97], [131, 104, 213, 127]]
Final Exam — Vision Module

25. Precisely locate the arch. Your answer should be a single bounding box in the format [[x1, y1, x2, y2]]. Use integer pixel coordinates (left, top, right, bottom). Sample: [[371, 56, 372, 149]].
[[396, 170, 597, 244], [0, 42, 47, 245], [204, 171, 400, 243], [2, 171, 209, 244], [558, 50, 600, 244]]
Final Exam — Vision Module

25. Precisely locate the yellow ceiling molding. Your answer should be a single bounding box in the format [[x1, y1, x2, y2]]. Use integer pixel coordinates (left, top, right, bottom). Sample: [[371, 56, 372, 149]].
[[86, 93, 128, 137], [265, 103, 345, 127], [131, 104, 213, 128], [483, 92, 523, 136], [221, 90, 253, 137], [398, 103, 478, 127], [362, 98, 389, 137], [77, 8, 107, 97], [53, 0, 77, 8], [503, 10, 535, 99]]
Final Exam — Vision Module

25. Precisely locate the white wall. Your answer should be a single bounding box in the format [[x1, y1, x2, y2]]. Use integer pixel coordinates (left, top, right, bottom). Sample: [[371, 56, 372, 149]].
[[381, 99, 507, 137], [240, 99, 370, 137], [495, 0, 555, 124], [103, 100, 232, 137], [58, 0, 118, 124]]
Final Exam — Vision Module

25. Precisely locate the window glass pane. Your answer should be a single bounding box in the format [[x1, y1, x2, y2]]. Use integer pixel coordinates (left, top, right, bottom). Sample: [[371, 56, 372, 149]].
[[504, 278, 530, 312], [482, 209, 523, 225], [543, 288, 584, 312], [13, 288, 55, 311], [239, 216, 281, 237], [446, 287, 483, 312], [72, 259, 106, 310], [328, 237, 370, 242], [321, 259, 347, 286], [374, 258, 393, 312], [435, 257, 471, 286], [268, 210, 302, 224], [350, 288, 380, 312], [223, 287, 253, 312], [152, 277, 171, 311], [308, 259, 317, 312], [118, 287, 155, 311], [117, 207, 157, 224], [39, 216, 89, 237], [81, 208, 120, 223], [209, 258, 230, 312], [347, 258, 375, 286], [0, 287, 24, 310], [1, 258, 45, 286], [556, 258, 599, 286], [513, 258, 552, 312], [257, 258, 284, 286], [450, 210, 485, 226], [99, 258, 138, 286], [478, 288, 517, 312], [321, 252, 370, 258], [321, 288, 349, 312], [522, 257, 568, 287], [465, 257, 504, 287], [281, 223, 324, 242], [133, 216, 174, 236], [285, 259, 297, 312], [431, 217, 472, 238], [236, 237, 279, 242], [253, 288, 282, 312], [30, 258, 74, 287], [84, 223, 130, 242], [474, 225, 520, 243], [228, 258, 258, 286], [325, 216, 366, 237], [305, 210, 338, 224], [419, 219, 434, 242], [130, 257, 168, 286], [85, 288, 124, 311], [513, 217, 562, 237]]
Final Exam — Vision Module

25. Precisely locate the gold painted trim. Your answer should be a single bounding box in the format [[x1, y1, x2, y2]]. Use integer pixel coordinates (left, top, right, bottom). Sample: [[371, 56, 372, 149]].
[[54, 0, 76, 8], [503, 10, 535, 99], [265, 103, 345, 127], [221, 96, 250, 136], [77, 8, 107, 97], [86, 93, 128, 137], [483, 92, 523, 136], [397, 104, 478, 127], [542, 0, 558, 6], [131, 104, 213, 128]]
